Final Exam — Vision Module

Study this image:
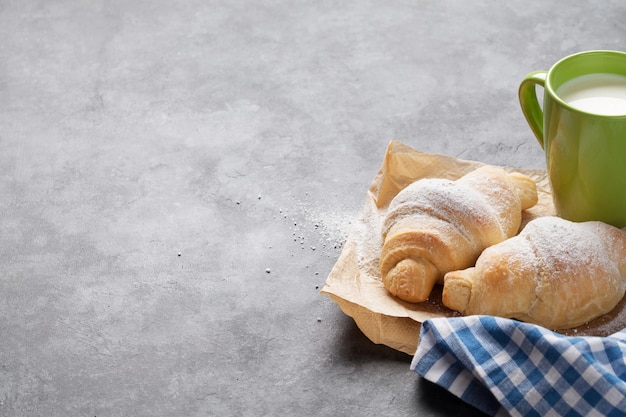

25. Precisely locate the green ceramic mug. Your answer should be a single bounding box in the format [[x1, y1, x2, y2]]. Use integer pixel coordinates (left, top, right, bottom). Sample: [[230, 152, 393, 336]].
[[519, 50, 626, 227]]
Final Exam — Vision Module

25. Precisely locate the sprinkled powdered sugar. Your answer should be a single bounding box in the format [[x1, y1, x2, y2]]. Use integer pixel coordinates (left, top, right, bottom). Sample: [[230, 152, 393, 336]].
[[283, 195, 359, 255], [302, 202, 358, 250], [461, 171, 522, 237], [514, 216, 626, 330], [520, 216, 620, 280], [382, 168, 521, 247], [384, 180, 493, 238]]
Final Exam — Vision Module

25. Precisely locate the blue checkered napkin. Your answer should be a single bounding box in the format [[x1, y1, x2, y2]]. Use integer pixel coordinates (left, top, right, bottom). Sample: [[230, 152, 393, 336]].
[[410, 316, 626, 417]]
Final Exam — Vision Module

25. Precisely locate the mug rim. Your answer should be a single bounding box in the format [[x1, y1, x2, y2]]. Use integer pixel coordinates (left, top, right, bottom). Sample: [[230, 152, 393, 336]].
[[546, 49, 626, 119]]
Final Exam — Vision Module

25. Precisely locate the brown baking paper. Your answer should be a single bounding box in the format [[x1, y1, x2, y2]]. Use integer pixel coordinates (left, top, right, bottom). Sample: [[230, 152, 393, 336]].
[[322, 140, 626, 355]]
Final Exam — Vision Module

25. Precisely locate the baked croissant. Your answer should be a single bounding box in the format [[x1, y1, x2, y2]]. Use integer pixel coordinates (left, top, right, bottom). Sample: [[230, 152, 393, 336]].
[[443, 216, 626, 329], [380, 166, 538, 303]]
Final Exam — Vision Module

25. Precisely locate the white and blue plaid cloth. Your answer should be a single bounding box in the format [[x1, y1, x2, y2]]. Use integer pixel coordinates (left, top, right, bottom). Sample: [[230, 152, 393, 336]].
[[411, 315, 626, 417]]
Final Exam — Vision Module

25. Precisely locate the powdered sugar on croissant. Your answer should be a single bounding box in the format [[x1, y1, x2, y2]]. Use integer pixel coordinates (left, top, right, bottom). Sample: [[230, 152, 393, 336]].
[[443, 216, 626, 329], [380, 166, 538, 303]]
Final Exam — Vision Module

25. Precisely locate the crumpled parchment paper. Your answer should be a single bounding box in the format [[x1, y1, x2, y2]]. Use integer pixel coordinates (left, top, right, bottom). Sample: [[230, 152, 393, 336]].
[[322, 141, 626, 355]]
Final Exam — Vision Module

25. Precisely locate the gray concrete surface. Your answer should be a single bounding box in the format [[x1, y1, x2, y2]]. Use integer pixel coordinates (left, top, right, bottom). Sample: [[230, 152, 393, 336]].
[[1, 1, 625, 416]]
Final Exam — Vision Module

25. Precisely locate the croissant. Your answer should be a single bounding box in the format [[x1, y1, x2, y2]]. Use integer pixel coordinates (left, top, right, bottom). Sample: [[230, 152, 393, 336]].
[[380, 165, 538, 303], [443, 216, 626, 329]]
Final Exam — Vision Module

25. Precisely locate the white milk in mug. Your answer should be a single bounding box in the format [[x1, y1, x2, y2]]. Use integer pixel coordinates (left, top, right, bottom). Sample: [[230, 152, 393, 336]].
[[556, 73, 626, 116]]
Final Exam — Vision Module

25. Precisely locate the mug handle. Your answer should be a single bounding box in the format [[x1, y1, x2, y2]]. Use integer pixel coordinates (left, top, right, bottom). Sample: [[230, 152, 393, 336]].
[[518, 71, 547, 149]]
